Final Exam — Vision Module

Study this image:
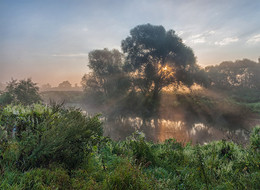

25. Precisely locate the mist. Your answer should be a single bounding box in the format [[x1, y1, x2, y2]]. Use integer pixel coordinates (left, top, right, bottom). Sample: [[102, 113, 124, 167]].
[[1, 1, 260, 188], [1, 1, 260, 144]]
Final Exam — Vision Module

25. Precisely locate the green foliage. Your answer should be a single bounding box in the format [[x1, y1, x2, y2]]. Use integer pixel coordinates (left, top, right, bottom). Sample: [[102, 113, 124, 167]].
[[22, 168, 70, 190], [0, 167, 71, 190], [250, 126, 260, 151], [82, 48, 130, 106], [0, 104, 103, 171], [243, 102, 260, 114], [0, 78, 42, 106], [127, 131, 156, 165], [0, 92, 13, 106], [104, 160, 154, 190], [122, 23, 200, 98], [1, 104, 259, 189]]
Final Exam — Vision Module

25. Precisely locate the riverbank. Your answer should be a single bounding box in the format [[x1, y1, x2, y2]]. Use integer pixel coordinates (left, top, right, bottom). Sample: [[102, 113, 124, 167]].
[[0, 104, 259, 189]]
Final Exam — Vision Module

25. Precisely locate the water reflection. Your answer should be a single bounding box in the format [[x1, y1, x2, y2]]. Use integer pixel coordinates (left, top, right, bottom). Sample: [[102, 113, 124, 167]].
[[103, 117, 255, 144], [64, 103, 258, 144]]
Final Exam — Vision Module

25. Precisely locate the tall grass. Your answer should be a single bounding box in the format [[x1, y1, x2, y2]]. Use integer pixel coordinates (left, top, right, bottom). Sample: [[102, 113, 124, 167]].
[[0, 104, 259, 189]]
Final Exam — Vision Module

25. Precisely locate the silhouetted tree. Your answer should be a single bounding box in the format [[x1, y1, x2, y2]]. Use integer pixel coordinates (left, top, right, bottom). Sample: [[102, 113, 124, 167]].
[[81, 48, 130, 105], [122, 24, 199, 101], [0, 78, 42, 105], [58, 81, 72, 89]]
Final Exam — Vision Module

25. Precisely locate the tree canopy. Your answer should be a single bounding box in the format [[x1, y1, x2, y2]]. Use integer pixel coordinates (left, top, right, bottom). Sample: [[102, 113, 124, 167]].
[[81, 24, 207, 117], [58, 81, 72, 89], [81, 24, 259, 119], [81, 48, 130, 104], [0, 78, 42, 105], [205, 59, 260, 90], [121, 24, 199, 99]]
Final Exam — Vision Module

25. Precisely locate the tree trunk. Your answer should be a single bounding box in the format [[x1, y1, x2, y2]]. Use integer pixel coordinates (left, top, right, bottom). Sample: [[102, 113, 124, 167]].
[[152, 81, 159, 101], [151, 81, 160, 117]]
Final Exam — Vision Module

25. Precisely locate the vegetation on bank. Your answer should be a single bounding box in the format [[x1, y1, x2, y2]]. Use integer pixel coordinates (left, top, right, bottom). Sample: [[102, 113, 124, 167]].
[[0, 104, 259, 189]]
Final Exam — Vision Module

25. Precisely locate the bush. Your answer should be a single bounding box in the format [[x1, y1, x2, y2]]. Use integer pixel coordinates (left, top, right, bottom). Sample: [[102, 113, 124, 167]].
[[104, 160, 155, 190], [250, 126, 260, 151], [0, 167, 71, 190], [1, 104, 260, 189], [0, 92, 13, 106], [127, 131, 156, 166], [0, 78, 42, 106], [0, 104, 103, 171], [20, 168, 71, 190]]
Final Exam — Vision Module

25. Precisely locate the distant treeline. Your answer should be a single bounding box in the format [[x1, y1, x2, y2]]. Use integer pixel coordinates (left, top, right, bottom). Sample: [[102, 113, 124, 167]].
[[205, 59, 260, 90], [40, 80, 82, 92]]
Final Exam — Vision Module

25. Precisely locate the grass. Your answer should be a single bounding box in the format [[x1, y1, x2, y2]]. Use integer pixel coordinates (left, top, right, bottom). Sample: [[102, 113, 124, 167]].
[[0, 104, 260, 189], [243, 102, 260, 114]]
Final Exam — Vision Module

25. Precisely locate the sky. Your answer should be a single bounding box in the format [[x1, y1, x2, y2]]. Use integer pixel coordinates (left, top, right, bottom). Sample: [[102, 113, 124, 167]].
[[0, 0, 260, 86]]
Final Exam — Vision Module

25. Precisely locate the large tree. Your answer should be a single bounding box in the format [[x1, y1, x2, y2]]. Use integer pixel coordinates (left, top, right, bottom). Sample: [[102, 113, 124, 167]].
[[81, 48, 130, 104], [121, 24, 199, 100], [0, 78, 42, 105]]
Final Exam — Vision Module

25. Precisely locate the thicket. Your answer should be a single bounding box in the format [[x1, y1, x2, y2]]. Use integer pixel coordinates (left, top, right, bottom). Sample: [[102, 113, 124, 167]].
[[0, 104, 259, 189]]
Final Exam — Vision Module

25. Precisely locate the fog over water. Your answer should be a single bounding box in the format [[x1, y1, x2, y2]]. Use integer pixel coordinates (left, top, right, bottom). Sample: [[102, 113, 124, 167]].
[[63, 92, 259, 145], [101, 114, 257, 144]]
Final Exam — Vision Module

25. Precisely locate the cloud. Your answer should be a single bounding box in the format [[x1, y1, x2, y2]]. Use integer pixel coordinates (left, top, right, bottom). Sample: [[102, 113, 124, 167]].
[[247, 34, 260, 44], [214, 37, 239, 46], [191, 34, 202, 39], [208, 30, 215, 35], [191, 37, 206, 44], [189, 34, 205, 44], [176, 30, 184, 36], [187, 30, 216, 44], [82, 27, 89, 32], [52, 53, 89, 57]]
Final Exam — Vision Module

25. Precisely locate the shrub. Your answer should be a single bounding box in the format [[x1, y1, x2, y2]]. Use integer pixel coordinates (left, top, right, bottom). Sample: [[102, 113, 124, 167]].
[[127, 131, 156, 166], [0, 167, 71, 190], [0, 78, 42, 106], [1, 105, 260, 189], [0, 104, 103, 171], [20, 168, 71, 190], [250, 126, 260, 151], [104, 160, 155, 190]]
